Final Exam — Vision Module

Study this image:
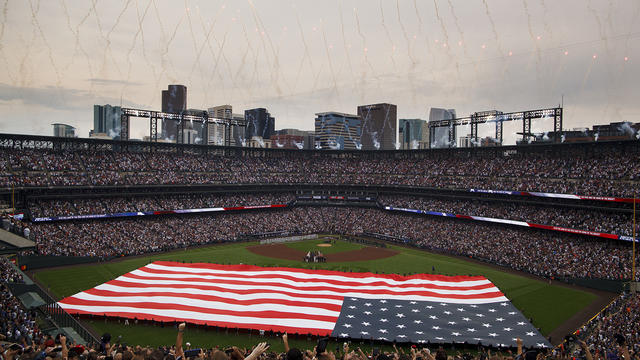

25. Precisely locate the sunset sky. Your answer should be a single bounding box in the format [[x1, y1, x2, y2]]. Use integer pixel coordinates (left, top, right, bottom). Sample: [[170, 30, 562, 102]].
[[0, 0, 638, 144]]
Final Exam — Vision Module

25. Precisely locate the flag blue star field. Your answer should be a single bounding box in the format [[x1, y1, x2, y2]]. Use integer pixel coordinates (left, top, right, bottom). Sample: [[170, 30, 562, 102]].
[[58, 262, 550, 348]]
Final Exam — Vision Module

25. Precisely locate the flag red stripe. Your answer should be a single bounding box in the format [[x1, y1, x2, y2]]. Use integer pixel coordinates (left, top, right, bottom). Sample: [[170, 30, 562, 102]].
[[118, 274, 504, 299], [151, 261, 489, 282], [138, 267, 498, 291], [62, 309, 332, 336], [60, 297, 339, 322], [83, 288, 343, 312], [105, 279, 346, 301]]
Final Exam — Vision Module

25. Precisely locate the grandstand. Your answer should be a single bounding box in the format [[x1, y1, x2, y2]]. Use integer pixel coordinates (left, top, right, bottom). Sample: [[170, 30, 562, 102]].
[[1, 133, 638, 356]]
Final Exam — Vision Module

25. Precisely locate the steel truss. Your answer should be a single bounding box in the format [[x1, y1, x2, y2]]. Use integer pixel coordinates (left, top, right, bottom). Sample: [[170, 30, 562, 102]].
[[120, 108, 246, 146], [428, 107, 562, 147]]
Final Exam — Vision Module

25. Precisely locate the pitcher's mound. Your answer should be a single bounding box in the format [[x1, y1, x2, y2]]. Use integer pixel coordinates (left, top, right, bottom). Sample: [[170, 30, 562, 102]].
[[317, 243, 332, 247], [247, 243, 398, 262]]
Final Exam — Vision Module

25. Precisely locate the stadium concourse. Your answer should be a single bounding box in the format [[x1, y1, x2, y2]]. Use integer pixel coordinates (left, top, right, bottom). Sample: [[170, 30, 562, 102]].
[[0, 134, 639, 358]]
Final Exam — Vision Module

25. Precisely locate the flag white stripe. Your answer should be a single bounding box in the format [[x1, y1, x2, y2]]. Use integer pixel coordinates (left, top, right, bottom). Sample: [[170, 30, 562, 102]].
[[70, 292, 341, 317], [57, 303, 337, 330], [119, 274, 503, 297], [94, 283, 346, 305], [144, 263, 492, 287], [111, 277, 507, 304], [131, 270, 498, 295]]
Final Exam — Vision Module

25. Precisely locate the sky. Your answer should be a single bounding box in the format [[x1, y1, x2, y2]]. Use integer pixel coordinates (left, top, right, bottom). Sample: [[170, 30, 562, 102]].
[[0, 0, 638, 144]]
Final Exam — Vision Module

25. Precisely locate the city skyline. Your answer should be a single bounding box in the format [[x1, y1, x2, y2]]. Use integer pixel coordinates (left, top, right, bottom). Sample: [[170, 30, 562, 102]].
[[0, 1, 638, 145]]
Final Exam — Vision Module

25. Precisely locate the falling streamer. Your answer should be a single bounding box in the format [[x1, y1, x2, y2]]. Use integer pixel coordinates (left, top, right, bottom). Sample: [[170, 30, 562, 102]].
[[481, 0, 504, 56], [133, 0, 160, 107], [247, 0, 283, 96], [522, 0, 541, 68], [538, 0, 554, 43], [353, 7, 374, 76], [585, 1, 609, 57], [0, 0, 17, 84], [91, 0, 123, 78], [446, 0, 479, 85], [194, 5, 232, 104], [293, 9, 314, 94], [104, 0, 132, 79], [579, 57, 595, 93], [184, 0, 207, 87], [338, 1, 355, 84], [18, 0, 41, 85], [59, 0, 95, 94], [152, 0, 181, 85], [413, 0, 436, 82], [432, 0, 460, 91], [379, 0, 397, 70], [396, 0, 416, 66], [237, 22, 257, 99], [321, 19, 339, 96], [28, 0, 64, 90], [197, 5, 241, 103], [122, 0, 153, 104]]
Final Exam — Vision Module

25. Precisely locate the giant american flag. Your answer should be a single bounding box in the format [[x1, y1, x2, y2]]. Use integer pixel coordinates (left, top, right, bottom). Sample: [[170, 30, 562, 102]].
[[58, 261, 550, 348]]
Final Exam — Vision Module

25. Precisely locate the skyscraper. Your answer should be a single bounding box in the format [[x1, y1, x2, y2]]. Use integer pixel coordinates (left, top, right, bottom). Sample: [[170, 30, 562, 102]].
[[314, 112, 362, 150], [93, 104, 122, 139], [399, 119, 429, 149], [428, 108, 457, 148], [161, 85, 187, 140], [209, 105, 232, 119], [357, 103, 397, 150], [52, 123, 76, 138], [244, 108, 275, 140]]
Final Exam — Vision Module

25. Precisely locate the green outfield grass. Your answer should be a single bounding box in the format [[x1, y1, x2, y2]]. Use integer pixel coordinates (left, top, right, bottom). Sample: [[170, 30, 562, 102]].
[[34, 237, 597, 349]]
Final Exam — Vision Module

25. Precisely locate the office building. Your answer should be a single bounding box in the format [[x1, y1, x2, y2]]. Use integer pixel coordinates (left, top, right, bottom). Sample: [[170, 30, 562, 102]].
[[357, 103, 397, 150], [52, 123, 76, 138], [92, 104, 122, 139], [315, 112, 362, 150], [209, 105, 232, 119], [399, 119, 429, 149], [245, 108, 275, 140], [161, 85, 187, 140], [428, 107, 457, 148]]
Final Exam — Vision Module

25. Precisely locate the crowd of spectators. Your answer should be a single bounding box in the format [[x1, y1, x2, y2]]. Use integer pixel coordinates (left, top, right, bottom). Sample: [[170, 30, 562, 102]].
[[1, 319, 636, 360], [22, 207, 640, 281], [25, 192, 636, 240], [579, 292, 640, 357], [0, 256, 24, 283], [380, 195, 638, 236], [1, 143, 639, 197], [28, 193, 294, 218], [0, 283, 41, 345]]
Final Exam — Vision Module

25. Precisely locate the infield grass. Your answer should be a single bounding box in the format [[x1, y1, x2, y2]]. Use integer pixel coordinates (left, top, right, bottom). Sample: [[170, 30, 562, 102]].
[[34, 237, 597, 349]]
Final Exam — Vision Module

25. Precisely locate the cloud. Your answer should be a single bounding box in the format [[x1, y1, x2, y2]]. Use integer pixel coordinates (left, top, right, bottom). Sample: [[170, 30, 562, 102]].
[[0, 83, 145, 111], [87, 78, 142, 86]]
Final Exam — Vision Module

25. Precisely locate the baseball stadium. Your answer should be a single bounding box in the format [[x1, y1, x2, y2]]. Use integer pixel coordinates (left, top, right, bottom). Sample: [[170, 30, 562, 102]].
[[1, 1, 639, 360]]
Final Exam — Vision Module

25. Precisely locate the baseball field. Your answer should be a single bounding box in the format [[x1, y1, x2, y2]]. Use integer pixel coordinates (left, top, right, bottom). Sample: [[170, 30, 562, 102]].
[[32, 237, 609, 351]]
